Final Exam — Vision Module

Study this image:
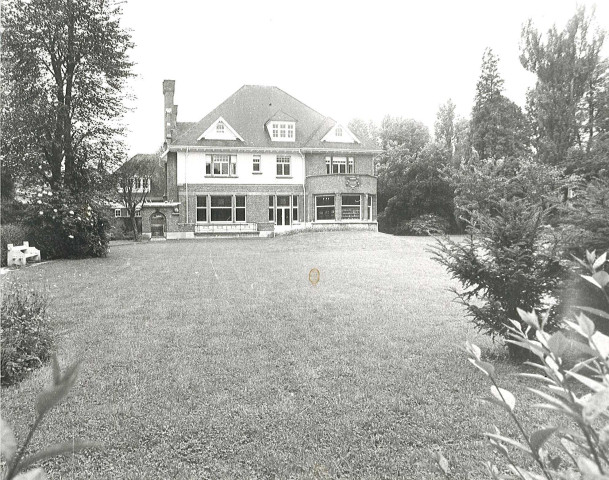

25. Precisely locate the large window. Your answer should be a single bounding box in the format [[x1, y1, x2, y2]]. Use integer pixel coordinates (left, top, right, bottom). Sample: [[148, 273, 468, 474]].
[[342, 195, 361, 220], [325, 156, 354, 174], [276, 156, 290, 176], [206, 155, 235, 176], [210, 195, 232, 222], [196, 196, 207, 222], [315, 195, 335, 221], [235, 196, 246, 222]]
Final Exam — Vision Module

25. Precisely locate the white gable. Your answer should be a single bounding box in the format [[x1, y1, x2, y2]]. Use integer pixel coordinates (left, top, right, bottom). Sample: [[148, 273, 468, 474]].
[[198, 117, 243, 141], [321, 123, 360, 144]]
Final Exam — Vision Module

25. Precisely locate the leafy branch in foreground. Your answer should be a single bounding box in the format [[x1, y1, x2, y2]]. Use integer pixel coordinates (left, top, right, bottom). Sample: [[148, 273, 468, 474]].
[[434, 250, 609, 479], [0, 356, 100, 480]]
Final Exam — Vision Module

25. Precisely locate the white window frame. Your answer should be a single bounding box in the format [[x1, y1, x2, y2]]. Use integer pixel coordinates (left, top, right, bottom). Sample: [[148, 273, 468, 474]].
[[216, 122, 224, 134], [368, 195, 373, 220], [196, 195, 207, 223], [332, 157, 347, 174], [292, 195, 299, 223], [315, 195, 335, 222], [114, 208, 122, 218], [325, 156, 331, 174], [235, 195, 246, 223], [135, 210, 142, 218], [210, 195, 233, 223], [253, 155, 261, 173], [347, 157, 354, 174], [206, 154, 236, 177], [336, 126, 343, 137], [269, 122, 295, 142], [276, 156, 291, 176]]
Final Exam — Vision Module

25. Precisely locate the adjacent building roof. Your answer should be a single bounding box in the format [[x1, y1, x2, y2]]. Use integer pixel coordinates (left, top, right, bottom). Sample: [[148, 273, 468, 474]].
[[116, 153, 165, 199], [169, 85, 379, 152]]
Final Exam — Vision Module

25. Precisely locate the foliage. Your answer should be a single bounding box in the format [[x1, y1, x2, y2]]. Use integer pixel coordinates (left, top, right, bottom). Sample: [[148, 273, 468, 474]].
[[433, 199, 566, 353], [1, 282, 52, 386], [1, 0, 134, 193], [378, 142, 455, 233], [1, 224, 31, 268], [112, 155, 157, 241], [559, 176, 609, 255], [394, 214, 449, 236], [25, 188, 109, 260], [435, 250, 609, 480], [1, 356, 100, 479], [520, 7, 607, 166], [471, 48, 530, 161]]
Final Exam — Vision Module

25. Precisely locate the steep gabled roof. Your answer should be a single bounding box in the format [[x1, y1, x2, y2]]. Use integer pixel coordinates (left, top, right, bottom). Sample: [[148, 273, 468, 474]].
[[170, 85, 379, 152]]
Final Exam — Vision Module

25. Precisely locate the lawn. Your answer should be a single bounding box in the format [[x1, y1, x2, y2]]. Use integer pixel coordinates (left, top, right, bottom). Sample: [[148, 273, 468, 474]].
[[1, 232, 551, 479]]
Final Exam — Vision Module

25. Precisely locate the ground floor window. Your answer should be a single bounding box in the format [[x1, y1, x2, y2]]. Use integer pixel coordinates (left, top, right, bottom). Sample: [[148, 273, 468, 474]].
[[196, 196, 207, 222], [210, 195, 232, 222], [316, 195, 335, 221], [292, 195, 298, 223], [341, 194, 361, 220], [235, 195, 245, 222], [268, 196, 274, 221], [197, 195, 247, 223], [368, 195, 374, 220]]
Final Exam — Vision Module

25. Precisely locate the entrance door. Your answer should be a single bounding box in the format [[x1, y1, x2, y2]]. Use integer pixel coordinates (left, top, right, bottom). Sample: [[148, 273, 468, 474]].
[[276, 196, 291, 226], [150, 212, 166, 237]]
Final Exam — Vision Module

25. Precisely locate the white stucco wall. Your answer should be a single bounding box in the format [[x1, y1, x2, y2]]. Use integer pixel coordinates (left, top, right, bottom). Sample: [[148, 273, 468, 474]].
[[177, 151, 305, 185]]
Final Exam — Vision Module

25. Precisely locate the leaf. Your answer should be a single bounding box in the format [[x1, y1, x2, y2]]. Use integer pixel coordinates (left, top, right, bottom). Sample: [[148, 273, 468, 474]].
[[582, 389, 609, 423], [518, 372, 556, 384], [431, 451, 449, 476], [586, 250, 596, 266], [529, 427, 558, 455], [576, 307, 609, 321], [581, 275, 603, 290], [518, 308, 540, 330], [490, 386, 516, 411], [482, 396, 513, 414], [599, 425, 609, 449], [35, 360, 81, 417], [464, 341, 481, 360], [485, 433, 533, 456], [592, 271, 609, 288], [547, 331, 572, 358], [566, 371, 605, 392], [593, 252, 607, 270], [13, 468, 47, 480], [591, 332, 609, 359], [469, 358, 495, 378], [17, 441, 102, 472], [1, 416, 17, 462], [51, 355, 60, 385], [577, 313, 596, 337]]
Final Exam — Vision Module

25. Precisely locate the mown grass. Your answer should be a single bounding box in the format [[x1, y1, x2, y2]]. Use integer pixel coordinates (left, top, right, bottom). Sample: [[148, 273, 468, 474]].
[[1, 232, 554, 479]]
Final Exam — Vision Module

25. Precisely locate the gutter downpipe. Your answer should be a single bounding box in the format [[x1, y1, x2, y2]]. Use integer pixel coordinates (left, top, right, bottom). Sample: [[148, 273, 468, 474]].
[[185, 147, 189, 226], [298, 149, 306, 226]]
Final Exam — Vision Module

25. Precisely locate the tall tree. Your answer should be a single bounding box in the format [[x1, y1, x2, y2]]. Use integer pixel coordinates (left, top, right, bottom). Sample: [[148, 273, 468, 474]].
[[434, 99, 456, 157], [1, 0, 134, 193], [520, 7, 606, 165], [471, 49, 530, 160]]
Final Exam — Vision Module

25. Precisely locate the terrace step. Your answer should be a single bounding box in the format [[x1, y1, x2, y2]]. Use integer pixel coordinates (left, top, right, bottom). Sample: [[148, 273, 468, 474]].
[[194, 231, 261, 238]]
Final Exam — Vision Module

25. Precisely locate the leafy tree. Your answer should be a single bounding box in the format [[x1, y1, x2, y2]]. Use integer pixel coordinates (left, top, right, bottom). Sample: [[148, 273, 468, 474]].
[[347, 118, 377, 144], [112, 155, 158, 241], [434, 99, 456, 160], [520, 7, 607, 165], [1, 0, 134, 193], [471, 49, 530, 160]]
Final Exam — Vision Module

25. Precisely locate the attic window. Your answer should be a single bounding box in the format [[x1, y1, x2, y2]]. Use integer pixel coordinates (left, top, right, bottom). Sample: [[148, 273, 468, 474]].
[[216, 122, 225, 134], [335, 126, 343, 137], [268, 122, 295, 142]]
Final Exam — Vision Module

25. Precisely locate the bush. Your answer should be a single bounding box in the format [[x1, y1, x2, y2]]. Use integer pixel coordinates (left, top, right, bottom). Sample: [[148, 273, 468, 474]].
[[394, 214, 449, 236], [433, 199, 566, 357], [1, 281, 53, 385], [434, 250, 609, 480], [0, 223, 31, 267], [25, 188, 109, 260]]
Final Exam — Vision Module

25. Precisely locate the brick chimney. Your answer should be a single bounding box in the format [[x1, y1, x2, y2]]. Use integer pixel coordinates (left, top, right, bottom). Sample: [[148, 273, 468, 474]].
[[163, 80, 177, 142]]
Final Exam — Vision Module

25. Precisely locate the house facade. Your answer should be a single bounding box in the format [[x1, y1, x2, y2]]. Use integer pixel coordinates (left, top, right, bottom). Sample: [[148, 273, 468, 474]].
[[142, 81, 380, 239]]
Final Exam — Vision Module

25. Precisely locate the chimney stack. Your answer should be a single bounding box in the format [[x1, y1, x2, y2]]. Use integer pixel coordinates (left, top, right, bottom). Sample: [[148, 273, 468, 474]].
[[163, 80, 177, 142]]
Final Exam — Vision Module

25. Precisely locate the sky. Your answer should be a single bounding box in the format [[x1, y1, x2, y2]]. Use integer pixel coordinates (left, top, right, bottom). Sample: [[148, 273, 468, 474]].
[[120, 0, 609, 157]]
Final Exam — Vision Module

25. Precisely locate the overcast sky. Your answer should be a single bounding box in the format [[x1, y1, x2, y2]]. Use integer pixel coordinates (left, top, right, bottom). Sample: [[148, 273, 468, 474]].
[[120, 0, 608, 157]]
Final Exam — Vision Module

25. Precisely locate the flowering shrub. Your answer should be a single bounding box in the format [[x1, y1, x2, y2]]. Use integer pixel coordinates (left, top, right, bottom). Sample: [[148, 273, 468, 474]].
[[25, 188, 109, 260], [434, 250, 609, 479], [1, 356, 100, 479], [394, 214, 450, 236], [1, 281, 53, 385]]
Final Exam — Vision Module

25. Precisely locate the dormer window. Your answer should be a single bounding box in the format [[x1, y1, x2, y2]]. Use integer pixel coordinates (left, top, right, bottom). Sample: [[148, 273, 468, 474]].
[[216, 122, 225, 134], [335, 126, 343, 137], [268, 121, 296, 142]]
